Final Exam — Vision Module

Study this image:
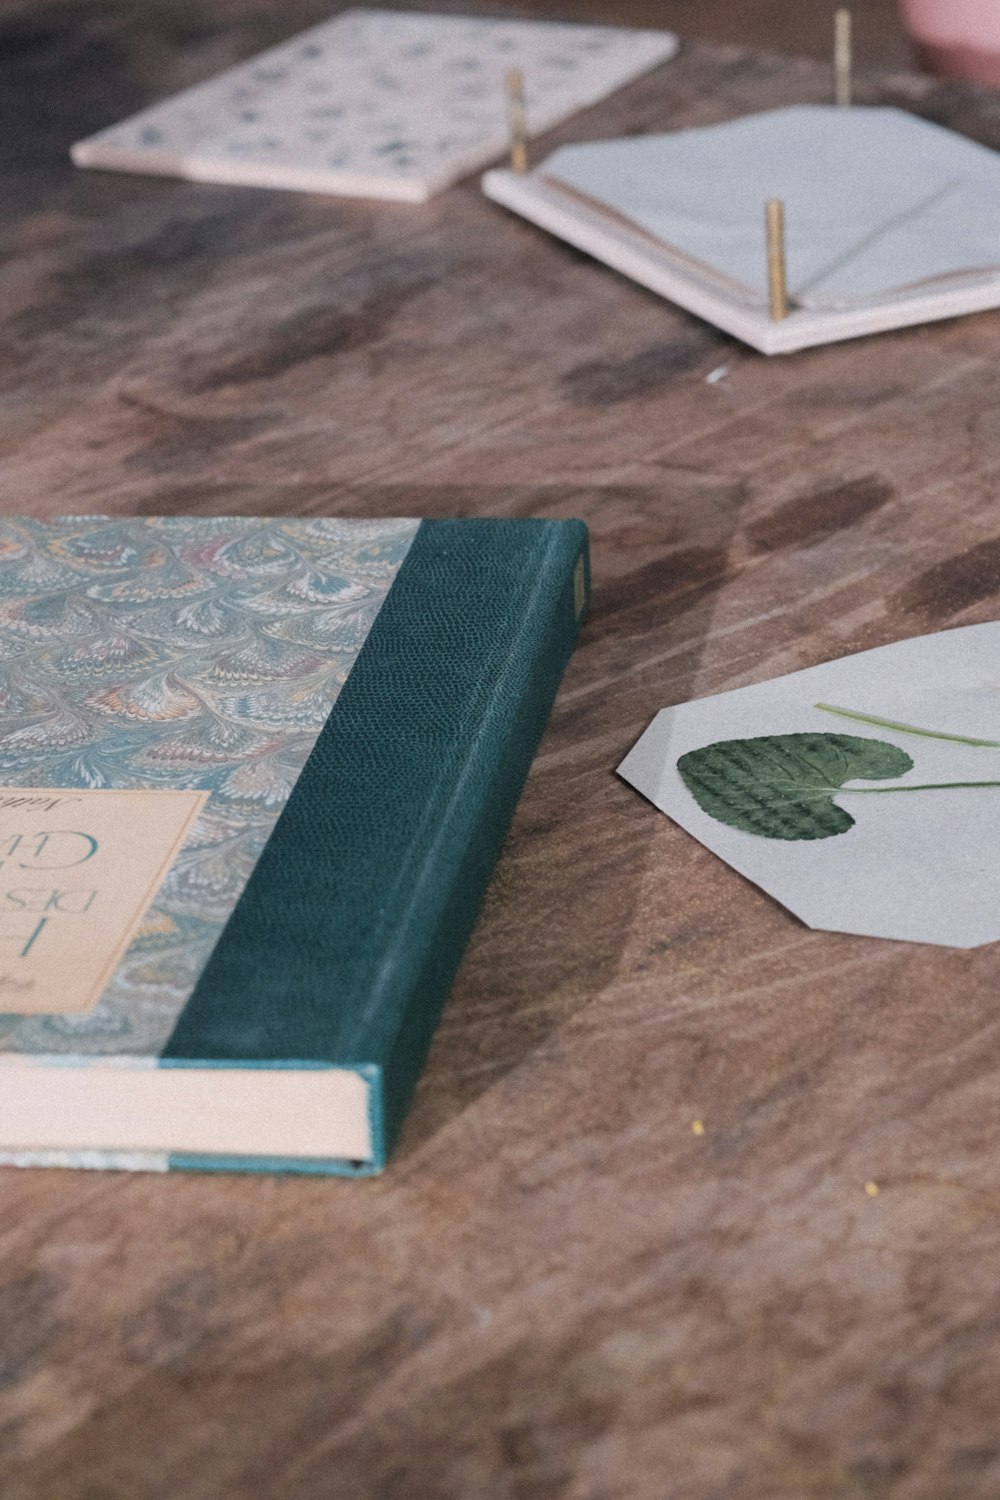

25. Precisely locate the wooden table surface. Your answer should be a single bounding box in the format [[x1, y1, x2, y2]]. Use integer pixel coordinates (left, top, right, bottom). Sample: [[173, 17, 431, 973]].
[[4, 3, 1000, 1496]]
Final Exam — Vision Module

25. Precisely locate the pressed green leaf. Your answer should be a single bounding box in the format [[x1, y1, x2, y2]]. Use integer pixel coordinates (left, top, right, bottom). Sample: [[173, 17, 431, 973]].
[[676, 732, 914, 840]]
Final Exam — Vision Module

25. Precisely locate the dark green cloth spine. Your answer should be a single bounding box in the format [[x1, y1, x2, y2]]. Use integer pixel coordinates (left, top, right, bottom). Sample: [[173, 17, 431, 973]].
[[163, 517, 588, 1168]]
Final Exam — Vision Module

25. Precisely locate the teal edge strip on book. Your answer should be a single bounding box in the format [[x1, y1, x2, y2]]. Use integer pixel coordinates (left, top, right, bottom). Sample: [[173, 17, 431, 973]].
[[161, 517, 589, 1175], [167, 1153, 379, 1177]]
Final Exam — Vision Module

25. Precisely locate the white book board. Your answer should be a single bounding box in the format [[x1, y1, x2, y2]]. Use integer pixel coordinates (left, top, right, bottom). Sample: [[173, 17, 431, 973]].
[[483, 107, 1000, 354], [70, 9, 678, 204]]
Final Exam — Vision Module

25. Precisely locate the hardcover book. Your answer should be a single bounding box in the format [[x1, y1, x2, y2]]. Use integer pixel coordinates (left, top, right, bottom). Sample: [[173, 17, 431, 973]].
[[0, 515, 588, 1175], [70, 8, 677, 203]]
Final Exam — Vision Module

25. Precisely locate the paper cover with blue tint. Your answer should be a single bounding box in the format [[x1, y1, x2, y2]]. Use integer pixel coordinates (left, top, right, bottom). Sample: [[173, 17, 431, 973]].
[[71, 9, 677, 203]]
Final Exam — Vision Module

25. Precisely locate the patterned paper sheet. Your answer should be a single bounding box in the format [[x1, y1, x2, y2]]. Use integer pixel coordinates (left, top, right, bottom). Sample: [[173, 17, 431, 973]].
[[70, 8, 678, 202]]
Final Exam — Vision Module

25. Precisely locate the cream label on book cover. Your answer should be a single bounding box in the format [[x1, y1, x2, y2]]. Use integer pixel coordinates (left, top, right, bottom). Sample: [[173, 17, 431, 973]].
[[0, 789, 208, 1016]]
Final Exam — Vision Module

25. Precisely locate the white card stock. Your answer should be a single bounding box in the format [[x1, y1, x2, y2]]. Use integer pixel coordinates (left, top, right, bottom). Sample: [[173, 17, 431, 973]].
[[619, 624, 1000, 947]]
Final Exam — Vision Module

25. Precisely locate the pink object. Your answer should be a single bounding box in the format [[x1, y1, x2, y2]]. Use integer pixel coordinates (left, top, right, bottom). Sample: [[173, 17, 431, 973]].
[[900, 0, 1000, 84]]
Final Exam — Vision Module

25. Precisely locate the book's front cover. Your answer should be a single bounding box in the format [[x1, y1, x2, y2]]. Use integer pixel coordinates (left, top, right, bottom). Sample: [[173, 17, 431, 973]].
[[0, 516, 417, 1100], [0, 515, 588, 1175]]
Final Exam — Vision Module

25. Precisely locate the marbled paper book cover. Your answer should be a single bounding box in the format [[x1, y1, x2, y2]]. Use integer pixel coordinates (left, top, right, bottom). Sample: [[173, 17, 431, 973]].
[[0, 515, 589, 1174], [0, 515, 417, 1169], [70, 8, 677, 202], [0, 515, 417, 1056]]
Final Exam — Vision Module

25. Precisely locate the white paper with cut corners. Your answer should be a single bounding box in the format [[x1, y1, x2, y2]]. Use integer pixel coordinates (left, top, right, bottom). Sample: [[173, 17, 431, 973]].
[[619, 623, 1000, 947], [71, 8, 677, 203], [544, 107, 1000, 309]]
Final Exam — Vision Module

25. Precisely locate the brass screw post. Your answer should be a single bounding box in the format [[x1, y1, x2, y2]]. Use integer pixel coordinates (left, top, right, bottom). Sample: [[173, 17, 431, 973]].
[[765, 198, 789, 321], [505, 69, 528, 174], [835, 9, 852, 107]]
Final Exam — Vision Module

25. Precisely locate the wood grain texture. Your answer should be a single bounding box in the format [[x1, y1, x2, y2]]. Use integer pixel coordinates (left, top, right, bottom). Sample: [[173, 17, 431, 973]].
[[3, 3, 1000, 1496]]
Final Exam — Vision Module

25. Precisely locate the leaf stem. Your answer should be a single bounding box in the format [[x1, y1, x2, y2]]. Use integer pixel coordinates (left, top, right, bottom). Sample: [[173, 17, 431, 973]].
[[844, 780, 1000, 794], [815, 702, 1000, 748]]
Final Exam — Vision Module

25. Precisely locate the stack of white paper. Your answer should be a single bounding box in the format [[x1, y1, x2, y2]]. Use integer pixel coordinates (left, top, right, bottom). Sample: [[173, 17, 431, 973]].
[[484, 106, 1000, 353]]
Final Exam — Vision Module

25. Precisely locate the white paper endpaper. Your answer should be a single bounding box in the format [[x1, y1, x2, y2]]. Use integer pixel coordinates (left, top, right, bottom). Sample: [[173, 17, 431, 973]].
[[545, 107, 1000, 310]]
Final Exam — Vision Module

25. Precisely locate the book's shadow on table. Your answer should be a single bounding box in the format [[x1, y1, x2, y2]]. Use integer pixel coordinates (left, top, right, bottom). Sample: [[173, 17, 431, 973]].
[[330, 478, 744, 1163]]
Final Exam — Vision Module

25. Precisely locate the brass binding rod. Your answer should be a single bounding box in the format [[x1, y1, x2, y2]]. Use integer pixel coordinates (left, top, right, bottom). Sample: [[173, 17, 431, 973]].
[[835, 8, 852, 107], [765, 198, 789, 322], [505, 68, 529, 174]]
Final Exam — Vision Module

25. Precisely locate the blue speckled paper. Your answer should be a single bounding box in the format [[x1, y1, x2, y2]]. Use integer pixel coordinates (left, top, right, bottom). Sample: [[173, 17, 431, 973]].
[[71, 7, 677, 202]]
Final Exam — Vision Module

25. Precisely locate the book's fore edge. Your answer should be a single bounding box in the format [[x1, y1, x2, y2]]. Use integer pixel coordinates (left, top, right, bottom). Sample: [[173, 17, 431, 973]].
[[167, 1061, 384, 1172], [170, 1062, 386, 1164], [377, 522, 589, 1157], [160, 517, 587, 1166]]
